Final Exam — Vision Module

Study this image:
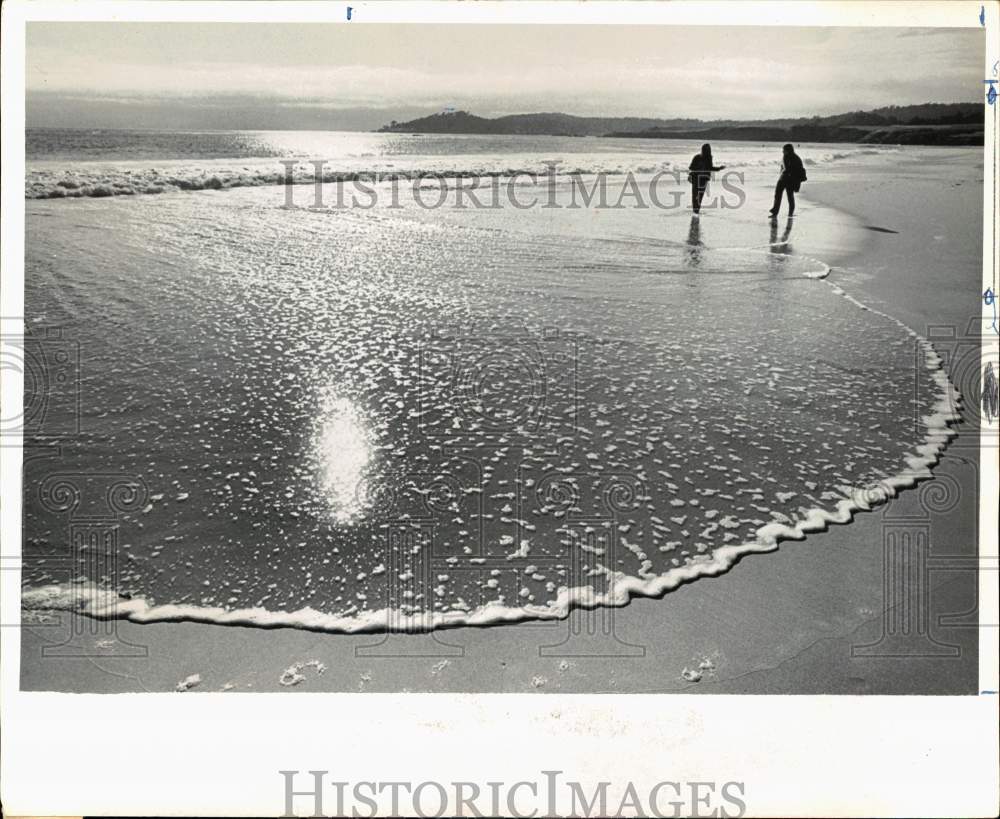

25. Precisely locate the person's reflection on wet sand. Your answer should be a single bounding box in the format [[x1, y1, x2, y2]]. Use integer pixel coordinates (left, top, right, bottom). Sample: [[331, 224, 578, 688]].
[[769, 216, 794, 255], [685, 214, 703, 268], [767, 216, 794, 274]]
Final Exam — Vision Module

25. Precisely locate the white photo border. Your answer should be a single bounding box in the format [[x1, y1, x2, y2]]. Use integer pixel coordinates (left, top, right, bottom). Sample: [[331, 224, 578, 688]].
[[2, 2, 997, 816]]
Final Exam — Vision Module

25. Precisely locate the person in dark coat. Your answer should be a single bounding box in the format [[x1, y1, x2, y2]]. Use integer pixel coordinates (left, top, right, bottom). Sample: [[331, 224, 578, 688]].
[[770, 143, 807, 217], [688, 143, 725, 214]]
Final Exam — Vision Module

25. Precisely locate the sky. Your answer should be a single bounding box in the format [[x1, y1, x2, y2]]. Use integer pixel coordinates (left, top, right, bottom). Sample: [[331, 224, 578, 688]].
[[26, 23, 985, 130]]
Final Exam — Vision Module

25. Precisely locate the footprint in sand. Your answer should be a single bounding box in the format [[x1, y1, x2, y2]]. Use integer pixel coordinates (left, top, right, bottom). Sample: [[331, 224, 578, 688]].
[[681, 655, 719, 683], [279, 659, 326, 687]]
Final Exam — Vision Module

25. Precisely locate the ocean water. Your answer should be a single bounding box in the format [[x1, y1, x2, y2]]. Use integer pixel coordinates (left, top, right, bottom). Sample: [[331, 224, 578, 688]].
[[21, 131, 959, 631], [25, 128, 902, 199]]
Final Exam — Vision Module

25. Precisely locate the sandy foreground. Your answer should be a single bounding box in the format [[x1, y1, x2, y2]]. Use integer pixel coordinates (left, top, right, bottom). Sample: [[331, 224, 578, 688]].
[[19, 160, 985, 694]]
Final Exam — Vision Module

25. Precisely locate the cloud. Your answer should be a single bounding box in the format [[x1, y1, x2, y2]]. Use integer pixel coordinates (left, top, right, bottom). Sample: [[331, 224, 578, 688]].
[[25, 25, 984, 125]]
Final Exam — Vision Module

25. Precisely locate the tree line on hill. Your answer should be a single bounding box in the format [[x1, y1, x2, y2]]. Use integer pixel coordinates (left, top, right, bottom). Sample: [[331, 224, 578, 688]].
[[378, 103, 983, 146]]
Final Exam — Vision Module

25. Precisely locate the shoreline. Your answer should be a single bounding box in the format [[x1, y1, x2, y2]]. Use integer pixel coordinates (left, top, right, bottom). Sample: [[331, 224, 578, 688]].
[[20, 158, 983, 693]]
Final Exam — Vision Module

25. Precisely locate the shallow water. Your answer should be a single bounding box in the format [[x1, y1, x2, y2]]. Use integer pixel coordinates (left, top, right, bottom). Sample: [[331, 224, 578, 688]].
[[21, 134, 958, 631]]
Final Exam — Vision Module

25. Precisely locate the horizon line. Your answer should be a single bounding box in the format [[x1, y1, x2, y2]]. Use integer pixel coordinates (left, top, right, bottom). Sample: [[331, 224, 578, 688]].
[[26, 99, 983, 133]]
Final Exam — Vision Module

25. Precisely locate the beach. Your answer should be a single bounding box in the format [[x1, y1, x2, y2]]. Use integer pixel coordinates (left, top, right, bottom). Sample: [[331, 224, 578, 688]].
[[19, 136, 983, 693]]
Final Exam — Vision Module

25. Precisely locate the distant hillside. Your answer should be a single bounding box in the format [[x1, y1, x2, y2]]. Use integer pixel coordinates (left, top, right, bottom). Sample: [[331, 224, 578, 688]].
[[378, 104, 983, 146], [378, 111, 704, 137]]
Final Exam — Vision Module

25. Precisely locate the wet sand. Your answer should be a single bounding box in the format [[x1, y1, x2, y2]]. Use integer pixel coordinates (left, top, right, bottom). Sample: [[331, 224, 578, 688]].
[[19, 158, 984, 694]]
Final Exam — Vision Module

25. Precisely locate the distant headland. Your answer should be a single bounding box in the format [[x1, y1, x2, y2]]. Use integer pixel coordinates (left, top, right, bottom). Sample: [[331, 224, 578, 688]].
[[377, 103, 983, 146]]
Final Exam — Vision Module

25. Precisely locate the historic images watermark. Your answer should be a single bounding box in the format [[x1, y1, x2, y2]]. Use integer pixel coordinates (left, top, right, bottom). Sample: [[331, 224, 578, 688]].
[[279, 770, 747, 818], [281, 162, 747, 212], [852, 318, 997, 662], [20, 471, 150, 657], [923, 318, 998, 451], [0, 324, 80, 443], [3, 321, 148, 654]]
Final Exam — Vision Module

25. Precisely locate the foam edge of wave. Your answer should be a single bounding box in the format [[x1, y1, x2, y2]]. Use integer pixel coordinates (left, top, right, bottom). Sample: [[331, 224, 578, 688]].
[[19, 276, 962, 635]]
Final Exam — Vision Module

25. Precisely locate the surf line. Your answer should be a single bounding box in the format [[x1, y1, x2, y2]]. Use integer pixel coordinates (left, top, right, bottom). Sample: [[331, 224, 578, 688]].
[[21, 269, 962, 636]]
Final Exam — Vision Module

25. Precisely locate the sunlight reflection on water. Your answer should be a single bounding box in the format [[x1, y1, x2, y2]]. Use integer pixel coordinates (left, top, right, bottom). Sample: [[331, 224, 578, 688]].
[[314, 393, 374, 524]]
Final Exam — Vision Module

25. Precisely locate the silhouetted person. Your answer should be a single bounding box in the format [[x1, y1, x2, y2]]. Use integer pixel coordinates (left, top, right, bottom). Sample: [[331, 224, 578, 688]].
[[688, 144, 724, 214], [770, 143, 807, 217]]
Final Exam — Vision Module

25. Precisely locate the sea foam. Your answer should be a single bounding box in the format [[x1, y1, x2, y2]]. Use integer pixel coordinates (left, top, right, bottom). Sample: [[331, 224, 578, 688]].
[[20, 166, 960, 635], [21, 294, 960, 637], [24, 144, 901, 200]]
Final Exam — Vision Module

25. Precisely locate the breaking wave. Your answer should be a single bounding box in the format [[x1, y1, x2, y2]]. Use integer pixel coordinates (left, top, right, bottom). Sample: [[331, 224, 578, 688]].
[[25, 144, 903, 200]]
